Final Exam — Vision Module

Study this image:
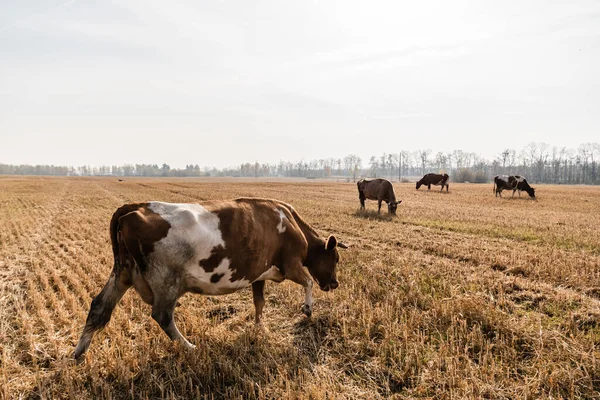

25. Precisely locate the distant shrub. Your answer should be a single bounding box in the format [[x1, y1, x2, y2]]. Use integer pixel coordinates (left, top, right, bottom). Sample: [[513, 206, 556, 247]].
[[474, 170, 488, 183], [401, 178, 411, 183], [453, 168, 475, 183]]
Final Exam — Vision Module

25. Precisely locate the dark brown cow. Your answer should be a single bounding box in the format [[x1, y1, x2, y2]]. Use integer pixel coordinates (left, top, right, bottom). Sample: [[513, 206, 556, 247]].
[[416, 173, 449, 192], [357, 178, 402, 215], [74, 198, 347, 360]]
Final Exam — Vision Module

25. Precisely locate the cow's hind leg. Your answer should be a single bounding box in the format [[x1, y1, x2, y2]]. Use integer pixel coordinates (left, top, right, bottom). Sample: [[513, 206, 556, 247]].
[[359, 192, 366, 211], [252, 281, 266, 324], [74, 271, 131, 360], [151, 291, 195, 350]]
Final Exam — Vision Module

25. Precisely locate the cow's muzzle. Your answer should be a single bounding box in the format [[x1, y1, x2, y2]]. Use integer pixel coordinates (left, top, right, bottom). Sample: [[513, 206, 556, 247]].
[[320, 279, 339, 291]]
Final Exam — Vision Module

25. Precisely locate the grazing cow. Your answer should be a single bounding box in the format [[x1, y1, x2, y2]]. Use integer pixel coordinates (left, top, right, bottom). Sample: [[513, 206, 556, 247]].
[[74, 198, 347, 360], [416, 173, 449, 192], [493, 175, 536, 199], [357, 178, 402, 215]]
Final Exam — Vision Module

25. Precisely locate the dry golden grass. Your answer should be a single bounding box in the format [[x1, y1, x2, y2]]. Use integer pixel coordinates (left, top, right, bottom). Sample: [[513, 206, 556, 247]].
[[1, 176, 600, 399]]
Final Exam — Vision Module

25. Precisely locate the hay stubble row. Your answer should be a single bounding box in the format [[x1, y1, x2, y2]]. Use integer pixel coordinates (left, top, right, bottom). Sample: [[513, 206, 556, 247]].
[[1, 177, 599, 399]]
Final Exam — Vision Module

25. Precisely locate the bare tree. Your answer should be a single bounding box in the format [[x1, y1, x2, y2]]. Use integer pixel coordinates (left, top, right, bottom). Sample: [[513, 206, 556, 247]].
[[452, 150, 465, 169], [417, 149, 432, 175], [500, 149, 511, 169], [388, 153, 396, 180], [369, 156, 379, 178], [434, 152, 447, 172]]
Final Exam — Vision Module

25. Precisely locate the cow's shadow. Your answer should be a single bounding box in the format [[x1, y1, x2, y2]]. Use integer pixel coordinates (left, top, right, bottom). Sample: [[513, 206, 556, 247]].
[[291, 314, 336, 366], [497, 195, 536, 201], [353, 209, 394, 222], [108, 326, 301, 397]]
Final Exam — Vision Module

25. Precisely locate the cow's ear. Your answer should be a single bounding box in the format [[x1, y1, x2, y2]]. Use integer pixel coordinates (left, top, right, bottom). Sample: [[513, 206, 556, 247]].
[[325, 235, 338, 251]]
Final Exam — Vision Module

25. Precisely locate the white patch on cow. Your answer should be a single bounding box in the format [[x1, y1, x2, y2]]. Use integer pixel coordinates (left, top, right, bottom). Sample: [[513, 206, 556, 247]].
[[303, 279, 313, 315], [276, 208, 287, 233], [148, 201, 251, 295], [194, 257, 251, 295], [496, 175, 509, 183], [514, 175, 525, 183]]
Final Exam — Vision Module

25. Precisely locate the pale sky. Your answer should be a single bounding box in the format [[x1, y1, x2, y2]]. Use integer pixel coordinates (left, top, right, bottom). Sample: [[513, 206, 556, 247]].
[[1, 0, 599, 169]]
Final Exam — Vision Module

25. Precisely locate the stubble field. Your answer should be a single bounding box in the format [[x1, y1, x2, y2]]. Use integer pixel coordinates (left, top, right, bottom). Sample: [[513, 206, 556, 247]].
[[1, 176, 600, 399]]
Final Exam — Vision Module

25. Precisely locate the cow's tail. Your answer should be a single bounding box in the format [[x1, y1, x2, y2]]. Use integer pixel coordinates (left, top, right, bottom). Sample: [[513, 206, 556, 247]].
[[492, 177, 496, 193], [109, 203, 143, 271]]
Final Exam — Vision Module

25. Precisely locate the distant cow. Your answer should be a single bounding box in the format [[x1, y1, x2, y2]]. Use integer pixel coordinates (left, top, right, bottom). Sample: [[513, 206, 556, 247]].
[[416, 173, 449, 192], [357, 178, 402, 215], [493, 175, 536, 199], [74, 198, 347, 360]]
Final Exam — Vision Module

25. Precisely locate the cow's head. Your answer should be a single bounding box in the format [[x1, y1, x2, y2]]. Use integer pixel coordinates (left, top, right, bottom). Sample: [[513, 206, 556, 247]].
[[526, 187, 536, 199], [416, 181, 422, 190], [306, 235, 348, 291], [388, 200, 402, 215]]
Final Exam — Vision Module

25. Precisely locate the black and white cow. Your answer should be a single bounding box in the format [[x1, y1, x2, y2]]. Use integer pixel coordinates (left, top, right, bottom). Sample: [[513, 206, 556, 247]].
[[493, 175, 536, 199]]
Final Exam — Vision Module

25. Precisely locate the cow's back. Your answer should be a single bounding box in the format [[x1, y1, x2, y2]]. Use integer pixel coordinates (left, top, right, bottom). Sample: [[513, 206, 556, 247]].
[[360, 179, 393, 201]]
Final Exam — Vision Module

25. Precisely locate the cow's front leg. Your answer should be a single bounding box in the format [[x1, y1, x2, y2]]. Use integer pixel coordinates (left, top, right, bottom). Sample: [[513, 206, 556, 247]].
[[283, 260, 314, 317]]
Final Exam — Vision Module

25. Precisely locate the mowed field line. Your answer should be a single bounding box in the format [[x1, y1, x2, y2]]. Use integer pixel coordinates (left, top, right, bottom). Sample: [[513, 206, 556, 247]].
[[2, 177, 600, 399], [1, 179, 73, 393], [322, 215, 600, 294]]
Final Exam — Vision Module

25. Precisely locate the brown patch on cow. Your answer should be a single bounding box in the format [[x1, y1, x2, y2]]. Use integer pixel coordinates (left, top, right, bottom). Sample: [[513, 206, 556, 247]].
[[115, 204, 171, 272], [199, 245, 227, 272], [206, 199, 298, 282], [210, 273, 225, 283]]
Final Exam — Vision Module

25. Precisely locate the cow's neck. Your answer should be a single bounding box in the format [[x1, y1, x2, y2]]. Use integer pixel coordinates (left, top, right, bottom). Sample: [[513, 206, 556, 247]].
[[388, 192, 396, 203], [290, 208, 323, 253]]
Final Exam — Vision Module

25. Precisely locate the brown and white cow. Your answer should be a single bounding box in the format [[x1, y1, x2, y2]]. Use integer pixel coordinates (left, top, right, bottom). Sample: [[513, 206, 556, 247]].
[[493, 175, 536, 199], [416, 173, 449, 192], [357, 178, 402, 215], [74, 198, 347, 360]]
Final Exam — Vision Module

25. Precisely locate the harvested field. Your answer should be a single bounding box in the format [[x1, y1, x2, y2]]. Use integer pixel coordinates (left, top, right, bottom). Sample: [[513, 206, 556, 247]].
[[1, 176, 600, 399]]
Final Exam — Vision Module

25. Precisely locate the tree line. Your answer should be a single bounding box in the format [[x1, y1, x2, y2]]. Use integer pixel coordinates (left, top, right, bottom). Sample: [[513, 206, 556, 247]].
[[1, 142, 599, 185]]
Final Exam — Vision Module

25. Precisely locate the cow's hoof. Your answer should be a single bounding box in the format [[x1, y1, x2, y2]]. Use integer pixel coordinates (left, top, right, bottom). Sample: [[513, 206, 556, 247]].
[[253, 322, 269, 333], [73, 354, 86, 365], [179, 341, 196, 350], [301, 304, 312, 317]]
